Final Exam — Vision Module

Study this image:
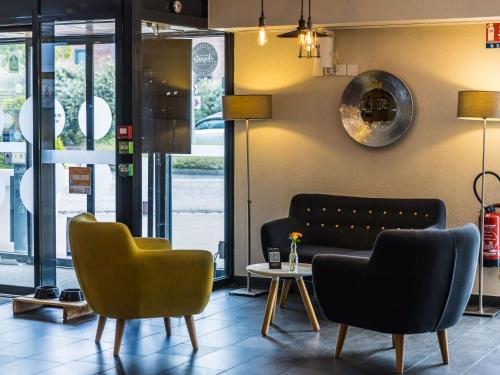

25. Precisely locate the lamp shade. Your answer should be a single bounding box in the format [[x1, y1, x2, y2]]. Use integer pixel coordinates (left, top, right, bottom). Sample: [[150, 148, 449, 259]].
[[222, 95, 272, 120], [457, 91, 500, 121]]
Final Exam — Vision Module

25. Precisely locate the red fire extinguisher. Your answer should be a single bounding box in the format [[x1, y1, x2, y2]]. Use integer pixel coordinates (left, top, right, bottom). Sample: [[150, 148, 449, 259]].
[[474, 172, 500, 267]]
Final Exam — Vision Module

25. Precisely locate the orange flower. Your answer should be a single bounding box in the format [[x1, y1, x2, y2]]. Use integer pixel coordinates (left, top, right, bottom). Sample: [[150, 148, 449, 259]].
[[289, 232, 303, 243]]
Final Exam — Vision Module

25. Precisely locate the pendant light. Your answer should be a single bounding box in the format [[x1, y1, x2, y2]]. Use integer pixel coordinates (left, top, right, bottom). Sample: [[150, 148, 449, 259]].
[[277, 0, 307, 43], [257, 0, 268, 46], [278, 0, 327, 58]]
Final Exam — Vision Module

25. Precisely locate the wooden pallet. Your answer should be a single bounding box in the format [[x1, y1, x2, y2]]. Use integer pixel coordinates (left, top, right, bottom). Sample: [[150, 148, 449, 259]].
[[13, 294, 94, 322]]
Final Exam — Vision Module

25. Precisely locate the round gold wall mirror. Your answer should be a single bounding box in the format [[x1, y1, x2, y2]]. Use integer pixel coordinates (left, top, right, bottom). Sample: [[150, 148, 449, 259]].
[[340, 70, 414, 147]]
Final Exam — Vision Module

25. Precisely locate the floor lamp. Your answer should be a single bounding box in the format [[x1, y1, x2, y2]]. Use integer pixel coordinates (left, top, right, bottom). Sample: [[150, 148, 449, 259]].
[[223, 95, 272, 297], [458, 90, 500, 317]]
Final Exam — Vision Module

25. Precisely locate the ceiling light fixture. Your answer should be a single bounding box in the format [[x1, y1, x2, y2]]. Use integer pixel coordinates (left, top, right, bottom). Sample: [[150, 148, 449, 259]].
[[278, 0, 327, 58], [257, 0, 268, 46]]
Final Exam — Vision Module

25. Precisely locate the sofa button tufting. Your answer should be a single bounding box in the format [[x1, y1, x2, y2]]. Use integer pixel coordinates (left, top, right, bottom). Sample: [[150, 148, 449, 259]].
[[306, 223, 310, 226], [350, 225, 354, 229], [321, 223, 325, 227], [307, 208, 311, 212], [383, 211, 387, 215], [337, 208, 342, 212], [352, 209, 357, 213], [414, 212, 418, 216], [381, 226, 385, 230], [366, 225, 370, 229], [322, 208, 327, 212], [335, 224, 339, 228], [369, 210, 373, 214], [399, 211, 403, 215], [425, 214, 429, 218]]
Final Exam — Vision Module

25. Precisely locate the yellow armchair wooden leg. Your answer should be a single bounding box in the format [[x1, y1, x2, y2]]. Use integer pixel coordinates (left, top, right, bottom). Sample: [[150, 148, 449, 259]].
[[164, 318, 172, 337], [95, 316, 107, 343], [185, 316, 198, 350], [113, 319, 126, 356]]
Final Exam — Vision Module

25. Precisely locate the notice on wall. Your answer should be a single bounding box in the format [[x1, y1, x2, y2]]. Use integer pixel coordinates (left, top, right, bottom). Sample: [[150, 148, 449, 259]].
[[486, 23, 500, 48], [69, 167, 91, 195]]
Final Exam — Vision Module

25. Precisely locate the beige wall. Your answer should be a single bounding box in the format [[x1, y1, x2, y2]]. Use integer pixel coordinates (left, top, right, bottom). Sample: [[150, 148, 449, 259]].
[[233, 24, 500, 296], [210, 0, 500, 29]]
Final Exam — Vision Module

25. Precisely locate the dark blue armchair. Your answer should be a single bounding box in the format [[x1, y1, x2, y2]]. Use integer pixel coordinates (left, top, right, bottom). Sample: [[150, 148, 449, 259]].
[[312, 224, 479, 374]]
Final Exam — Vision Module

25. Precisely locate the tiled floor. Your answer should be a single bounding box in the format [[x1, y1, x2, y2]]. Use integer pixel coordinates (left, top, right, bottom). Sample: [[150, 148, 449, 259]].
[[0, 288, 498, 374]]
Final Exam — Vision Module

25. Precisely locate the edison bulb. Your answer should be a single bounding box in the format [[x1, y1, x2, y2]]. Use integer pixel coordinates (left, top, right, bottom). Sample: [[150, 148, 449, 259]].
[[257, 26, 268, 46]]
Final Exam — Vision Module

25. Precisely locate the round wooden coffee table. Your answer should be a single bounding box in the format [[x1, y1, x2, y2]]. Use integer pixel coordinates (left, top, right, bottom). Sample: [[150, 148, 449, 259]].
[[246, 263, 320, 336]]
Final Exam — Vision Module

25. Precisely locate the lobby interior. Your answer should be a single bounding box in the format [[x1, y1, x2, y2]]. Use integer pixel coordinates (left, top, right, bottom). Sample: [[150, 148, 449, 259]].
[[0, 0, 500, 374]]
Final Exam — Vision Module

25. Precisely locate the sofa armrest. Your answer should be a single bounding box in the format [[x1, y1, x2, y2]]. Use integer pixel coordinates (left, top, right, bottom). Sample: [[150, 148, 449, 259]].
[[261, 217, 304, 261], [312, 254, 369, 323]]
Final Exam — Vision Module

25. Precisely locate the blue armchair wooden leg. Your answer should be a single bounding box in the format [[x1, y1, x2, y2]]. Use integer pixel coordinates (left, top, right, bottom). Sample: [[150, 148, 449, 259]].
[[335, 324, 349, 359], [437, 330, 449, 364], [394, 334, 405, 374]]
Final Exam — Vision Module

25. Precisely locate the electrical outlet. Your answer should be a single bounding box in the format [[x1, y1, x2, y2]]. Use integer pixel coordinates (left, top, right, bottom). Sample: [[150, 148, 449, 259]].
[[335, 64, 347, 76], [347, 64, 359, 76]]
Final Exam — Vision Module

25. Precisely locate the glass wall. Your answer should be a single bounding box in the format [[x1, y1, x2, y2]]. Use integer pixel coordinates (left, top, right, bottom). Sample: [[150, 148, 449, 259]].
[[38, 21, 116, 289], [0, 35, 33, 288]]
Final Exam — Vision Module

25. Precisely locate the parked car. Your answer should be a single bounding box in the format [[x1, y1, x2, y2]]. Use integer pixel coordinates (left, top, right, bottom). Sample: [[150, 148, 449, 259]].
[[193, 112, 224, 146]]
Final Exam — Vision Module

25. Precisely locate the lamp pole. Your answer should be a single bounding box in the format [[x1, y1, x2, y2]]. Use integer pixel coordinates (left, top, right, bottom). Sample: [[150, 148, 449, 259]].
[[479, 118, 486, 313], [229, 118, 267, 297], [246, 119, 252, 292], [464, 118, 499, 317]]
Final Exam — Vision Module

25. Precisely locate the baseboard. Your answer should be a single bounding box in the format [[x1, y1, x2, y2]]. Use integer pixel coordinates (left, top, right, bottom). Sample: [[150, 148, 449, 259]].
[[468, 294, 500, 308], [232, 280, 500, 308]]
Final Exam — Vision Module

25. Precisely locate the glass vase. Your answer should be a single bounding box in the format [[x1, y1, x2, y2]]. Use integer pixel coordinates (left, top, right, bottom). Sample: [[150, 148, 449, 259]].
[[289, 242, 299, 272]]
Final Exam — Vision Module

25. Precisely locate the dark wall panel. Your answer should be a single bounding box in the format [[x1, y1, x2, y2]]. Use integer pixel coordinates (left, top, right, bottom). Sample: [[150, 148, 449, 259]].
[[143, 0, 208, 18], [0, 0, 32, 25], [40, 0, 120, 19]]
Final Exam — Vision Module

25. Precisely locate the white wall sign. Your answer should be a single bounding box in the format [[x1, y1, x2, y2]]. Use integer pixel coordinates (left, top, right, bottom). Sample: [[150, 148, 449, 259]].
[[78, 96, 113, 140], [19, 96, 65, 144]]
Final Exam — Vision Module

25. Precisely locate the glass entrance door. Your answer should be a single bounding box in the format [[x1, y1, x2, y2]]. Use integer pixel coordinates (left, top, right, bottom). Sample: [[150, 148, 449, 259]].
[[0, 31, 34, 291], [140, 22, 230, 279], [38, 20, 116, 289]]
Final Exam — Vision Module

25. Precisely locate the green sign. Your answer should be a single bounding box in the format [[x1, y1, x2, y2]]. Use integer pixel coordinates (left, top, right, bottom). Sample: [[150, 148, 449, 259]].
[[8, 55, 19, 73]]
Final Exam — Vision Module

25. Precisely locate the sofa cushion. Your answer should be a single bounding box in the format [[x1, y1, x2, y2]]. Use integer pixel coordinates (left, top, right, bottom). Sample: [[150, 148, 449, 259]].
[[298, 245, 372, 263]]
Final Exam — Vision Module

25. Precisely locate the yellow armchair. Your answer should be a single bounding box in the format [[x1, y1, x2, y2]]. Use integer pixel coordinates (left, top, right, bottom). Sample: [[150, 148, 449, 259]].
[[68, 213, 213, 356]]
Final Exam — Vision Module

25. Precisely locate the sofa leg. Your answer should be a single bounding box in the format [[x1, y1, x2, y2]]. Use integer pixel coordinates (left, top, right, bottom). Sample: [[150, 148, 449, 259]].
[[335, 324, 349, 359], [437, 330, 449, 364], [394, 334, 405, 374], [280, 279, 292, 308], [113, 319, 126, 357], [185, 316, 198, 350], [164, 318, 172, 337], [95, 316, 106, 343]]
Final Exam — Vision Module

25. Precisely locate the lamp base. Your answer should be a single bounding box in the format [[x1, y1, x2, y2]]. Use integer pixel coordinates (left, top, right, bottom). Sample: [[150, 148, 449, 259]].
[[464, 305, 500, 317], [229, 288, 267, 297]]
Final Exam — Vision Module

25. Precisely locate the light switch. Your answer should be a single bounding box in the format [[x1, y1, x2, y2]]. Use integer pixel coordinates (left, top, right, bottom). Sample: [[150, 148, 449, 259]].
[[335, 64, 347, 76], [347, 64, 359, 76]]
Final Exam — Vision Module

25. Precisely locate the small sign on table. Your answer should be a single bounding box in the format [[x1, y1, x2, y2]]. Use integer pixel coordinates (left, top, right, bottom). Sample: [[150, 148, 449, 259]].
[[267, 247, 282, 269]]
